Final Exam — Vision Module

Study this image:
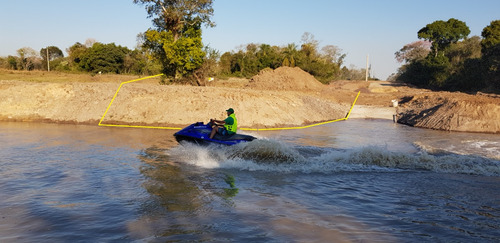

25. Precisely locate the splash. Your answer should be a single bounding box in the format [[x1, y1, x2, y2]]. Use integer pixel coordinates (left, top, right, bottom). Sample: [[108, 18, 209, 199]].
[[414, 140, 500, 160], [169, 140, 500, 176]]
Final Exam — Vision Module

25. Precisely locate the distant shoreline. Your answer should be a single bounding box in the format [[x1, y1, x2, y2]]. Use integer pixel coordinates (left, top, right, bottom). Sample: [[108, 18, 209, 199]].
[[1, 69, 499, 133]]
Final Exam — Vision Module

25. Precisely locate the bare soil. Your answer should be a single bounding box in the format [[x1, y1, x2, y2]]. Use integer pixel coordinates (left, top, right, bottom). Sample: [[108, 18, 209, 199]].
[[0, 67, 499, 133]]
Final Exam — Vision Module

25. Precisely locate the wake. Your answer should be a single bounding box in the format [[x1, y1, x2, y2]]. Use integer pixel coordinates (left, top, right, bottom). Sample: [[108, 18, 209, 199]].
[[168, 139, 500, 176]]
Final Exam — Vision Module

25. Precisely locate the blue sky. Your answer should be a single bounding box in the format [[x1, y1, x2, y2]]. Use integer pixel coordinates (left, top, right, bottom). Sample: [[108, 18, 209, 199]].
[[1, 0, 499, 79]]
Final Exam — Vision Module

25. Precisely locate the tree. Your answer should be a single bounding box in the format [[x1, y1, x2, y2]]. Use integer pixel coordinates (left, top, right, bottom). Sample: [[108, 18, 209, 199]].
[[481, 20, 500, 90], [17, 47, 39, 70], [40, 46, 64, 71], [257, 44, 281, 70], [213, 32, 346, 82], [321, 45, 345, 66], [142, 26, 205, 79], [79, 42, 130, 74], [295, 33, 346, 82], [481, 20, 500, 52], [6, 56, 18, 70], [282, 43, 298, 67], [282, 57, 290, 67], [67, 42, 88, 70], [423, 54, 452, 87], [396, 19, 499, 92], [418, 18, 470, 56], [134, 0, 215, 81], [134, 0, 214, 40], [218, 51, 232, 76], [190, 46, 220, 86], [40, 46, 64, 61], [445, 36, 481, 69], [395, 40, 431, 63]]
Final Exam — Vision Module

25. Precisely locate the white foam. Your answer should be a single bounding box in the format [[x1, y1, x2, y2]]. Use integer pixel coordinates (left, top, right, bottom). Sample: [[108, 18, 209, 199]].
[[415, 140, 500, 160], [169, 140, 500, 176]]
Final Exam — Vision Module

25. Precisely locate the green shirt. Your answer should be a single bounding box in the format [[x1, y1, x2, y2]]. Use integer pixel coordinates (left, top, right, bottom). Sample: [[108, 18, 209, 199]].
[[223, 114, 237, 134]]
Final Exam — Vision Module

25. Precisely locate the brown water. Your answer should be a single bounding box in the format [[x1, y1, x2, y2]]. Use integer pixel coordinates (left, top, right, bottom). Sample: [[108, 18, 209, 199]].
[[0, 120, 499, 242]]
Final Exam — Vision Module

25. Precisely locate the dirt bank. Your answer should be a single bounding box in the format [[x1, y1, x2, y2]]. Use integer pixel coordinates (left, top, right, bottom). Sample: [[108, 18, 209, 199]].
[[1, 67, 499, 133], [324, 80, 500, 133], [396, 92, 500, 133], [0, 80, 349, 129]]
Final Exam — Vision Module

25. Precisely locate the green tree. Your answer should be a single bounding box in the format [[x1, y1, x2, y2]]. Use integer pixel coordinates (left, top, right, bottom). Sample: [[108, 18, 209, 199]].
[[229, 51, 244, 77], [423, 54, 452, 87], [481, 20, 500, 52], [66, 42, 88, 71], [79, 42, 130, 74], [142, 26, 205, 79], [282, 43, 298, 67], [40, 46, 63, 61], [40, 46, 64, 71], [295, 33, 345, 83], [282, 57, 290, 67], [481, 20, 500, 90], [134, 0, 215, 81], [218, 51, 233, 76], [257, 44, 281, 70], [214, 32, 346, 83], [297, 33, 320, 76], [446, 36, 481, 70], [418, 18, 470, 57], [397, 18, 473, 89], [190, 46, 220, 85], [6, 56, 18, 70]]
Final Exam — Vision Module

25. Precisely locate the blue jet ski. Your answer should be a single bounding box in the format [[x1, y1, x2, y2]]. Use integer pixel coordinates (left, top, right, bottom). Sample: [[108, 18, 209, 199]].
[[174, 122, 257, 146]]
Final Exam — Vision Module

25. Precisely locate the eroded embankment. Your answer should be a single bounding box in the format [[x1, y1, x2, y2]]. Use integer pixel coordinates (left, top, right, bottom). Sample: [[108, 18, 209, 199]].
[[0, 80, 348, 128], [396, 93, 500, 133], [1, 77, 499, 134]]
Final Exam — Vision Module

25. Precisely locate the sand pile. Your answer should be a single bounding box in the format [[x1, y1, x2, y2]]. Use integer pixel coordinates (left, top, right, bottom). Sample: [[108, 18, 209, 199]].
[[247, 67, 325, 91]]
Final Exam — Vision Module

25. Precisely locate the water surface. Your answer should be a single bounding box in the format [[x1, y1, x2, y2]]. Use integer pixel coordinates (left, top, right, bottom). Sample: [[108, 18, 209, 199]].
[[0, 120, 499, 242]]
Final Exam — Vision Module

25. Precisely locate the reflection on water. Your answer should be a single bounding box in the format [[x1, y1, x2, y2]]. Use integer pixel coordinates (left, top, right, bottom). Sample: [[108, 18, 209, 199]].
[[129, 145, 242, 240], [0, 121, 499, 242]]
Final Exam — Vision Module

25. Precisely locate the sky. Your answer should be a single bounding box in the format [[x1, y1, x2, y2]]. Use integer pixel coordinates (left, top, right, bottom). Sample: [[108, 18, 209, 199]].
[[1, 0, 499, 80]]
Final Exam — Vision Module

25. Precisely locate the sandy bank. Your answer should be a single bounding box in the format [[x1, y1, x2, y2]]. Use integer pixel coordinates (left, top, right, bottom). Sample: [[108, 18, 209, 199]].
[[0, 80, 351, 128], [396, 92, 500, 133], [1, 67, 499, 133]]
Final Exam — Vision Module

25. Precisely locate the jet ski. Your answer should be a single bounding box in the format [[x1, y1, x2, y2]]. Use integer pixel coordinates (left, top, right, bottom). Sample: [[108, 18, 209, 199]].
[[174, 122, 257, 146]]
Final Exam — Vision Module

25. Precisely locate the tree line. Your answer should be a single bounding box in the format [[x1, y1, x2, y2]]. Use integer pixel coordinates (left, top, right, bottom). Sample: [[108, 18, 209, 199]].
[[0, 39, 162, 75], [1, 1, 498, 93], [216, 32, 356, 83], [0, 0, 369, 85], [0, 33, 367, 84], [393, 19, 499, 92]]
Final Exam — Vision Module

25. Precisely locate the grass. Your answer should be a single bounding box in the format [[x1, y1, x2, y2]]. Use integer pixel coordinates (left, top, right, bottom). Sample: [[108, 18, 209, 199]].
[[0, 69, 253, 87], [0, 69, 163, 84]]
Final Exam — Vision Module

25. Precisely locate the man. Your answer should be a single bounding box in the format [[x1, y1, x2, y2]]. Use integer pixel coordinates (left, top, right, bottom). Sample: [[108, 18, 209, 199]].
[[210, 108, 237, 139]]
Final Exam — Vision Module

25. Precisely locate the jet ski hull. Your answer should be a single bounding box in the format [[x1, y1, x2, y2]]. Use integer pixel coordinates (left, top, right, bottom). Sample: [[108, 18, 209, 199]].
[[174, 122, 256, 146]]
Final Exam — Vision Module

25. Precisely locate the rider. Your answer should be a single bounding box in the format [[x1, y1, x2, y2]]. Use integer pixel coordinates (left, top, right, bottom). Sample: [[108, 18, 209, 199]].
[[210, 108, 237, 139]]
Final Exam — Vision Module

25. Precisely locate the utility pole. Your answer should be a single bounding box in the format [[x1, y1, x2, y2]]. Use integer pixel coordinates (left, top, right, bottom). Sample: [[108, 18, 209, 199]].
[[46, 47, 50, 71], [365, 54, 369, 81]]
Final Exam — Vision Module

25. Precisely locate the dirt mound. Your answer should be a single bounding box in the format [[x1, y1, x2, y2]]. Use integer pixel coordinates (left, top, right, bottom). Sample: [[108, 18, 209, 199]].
[[247, 67, 324, 91], [396, 93, 500, 133]]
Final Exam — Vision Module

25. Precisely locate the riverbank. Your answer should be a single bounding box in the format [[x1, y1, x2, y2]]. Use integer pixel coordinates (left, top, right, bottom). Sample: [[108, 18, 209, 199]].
[[0, 79, 350, 129], [0, 68, 499, 133]]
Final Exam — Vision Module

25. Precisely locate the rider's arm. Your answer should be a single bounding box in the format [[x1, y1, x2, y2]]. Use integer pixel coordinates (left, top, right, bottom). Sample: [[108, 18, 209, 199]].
[[212, 119, 226, 125]]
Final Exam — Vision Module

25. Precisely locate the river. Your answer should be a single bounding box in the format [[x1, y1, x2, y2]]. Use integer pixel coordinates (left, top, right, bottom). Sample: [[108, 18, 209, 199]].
[[0, 120, 499, 242]]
